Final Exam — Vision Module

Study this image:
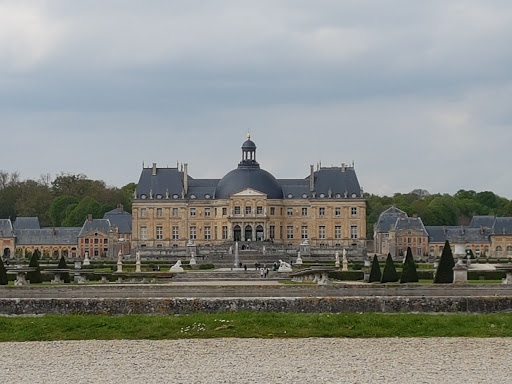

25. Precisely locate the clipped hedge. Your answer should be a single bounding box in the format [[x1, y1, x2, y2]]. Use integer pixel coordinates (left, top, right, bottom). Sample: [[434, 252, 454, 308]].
[[467, 271, 506, 280], [199, 263, 215, 270], [417, 270, 435, 280], [328, 271, 364, 281]]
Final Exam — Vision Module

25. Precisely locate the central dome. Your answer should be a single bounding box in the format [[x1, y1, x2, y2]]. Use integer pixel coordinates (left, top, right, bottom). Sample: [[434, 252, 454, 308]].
[[214, 135, 283, 199], [215, 166, 283, 199]]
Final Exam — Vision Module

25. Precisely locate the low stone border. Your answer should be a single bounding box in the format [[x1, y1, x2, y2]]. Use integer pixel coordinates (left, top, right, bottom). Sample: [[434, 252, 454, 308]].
[[1, 296, 512, 315]]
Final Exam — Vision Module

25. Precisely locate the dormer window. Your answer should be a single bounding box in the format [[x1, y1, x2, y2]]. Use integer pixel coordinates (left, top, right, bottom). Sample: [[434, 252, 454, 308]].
[[172, 194, 179, 199], [140, 194, 147, 199]]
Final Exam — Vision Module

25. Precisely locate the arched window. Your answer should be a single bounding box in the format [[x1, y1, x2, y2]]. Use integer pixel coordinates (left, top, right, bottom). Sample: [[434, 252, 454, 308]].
[[496, 246, 503, 257], [507, 246, 512, 255]]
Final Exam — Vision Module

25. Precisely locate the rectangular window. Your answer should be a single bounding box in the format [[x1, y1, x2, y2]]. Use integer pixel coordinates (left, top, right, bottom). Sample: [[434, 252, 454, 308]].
[[222, 226, 228, 240], [85, 238, 89, 244], [204, 208, 211, 217], [190, 208, 196, 217], [190, 226, 197, 240], [302, 208, 308, 217], [301, 226, 308, 239], [351, 207, 358, 216], [270, 207, 275, 215], [156, 208, 163, 217], [319, 207, 325, 217], [245, 206, 252, 215], [204, 226, 211, 240], [287, 208, 293, 216], [319, 226, 326, 239], [140, 226, 147, 240], [140, 208, 147, 218], [407, 237, 412, 244], [234, 206, 241, 215], [222, 207, 227, 216], [172, 226, 179, 240], [286, 226, 294, 239], [269, 225, 275, 239], [103, 248, 108, 255], [418, 238, 422, 244], [335, 207, 341, 217], [335, 225, 341, 239], [94, 238, 99, 244], [417, 247, 422, 256], [94, 249, 99, 257], [156, 226, 163, 240], [257, 206, 263, 215], [350, 225, 358, 239], [172, 208, 179, 217], [104, 239, 108, 244]]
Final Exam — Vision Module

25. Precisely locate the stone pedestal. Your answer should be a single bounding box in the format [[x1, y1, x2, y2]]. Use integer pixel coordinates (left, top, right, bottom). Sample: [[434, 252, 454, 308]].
[[135, 261, 141, 273], [83, 252, 90, 266], [117, 261, 123, 273], [453, 260, 468, 284], [189, 254, 197, 266], [300, 240, 311, 256]]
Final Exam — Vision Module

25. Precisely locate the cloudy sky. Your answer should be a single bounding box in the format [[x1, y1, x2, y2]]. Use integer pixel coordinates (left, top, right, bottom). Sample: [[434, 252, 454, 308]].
[[2, 1, 512, 197]]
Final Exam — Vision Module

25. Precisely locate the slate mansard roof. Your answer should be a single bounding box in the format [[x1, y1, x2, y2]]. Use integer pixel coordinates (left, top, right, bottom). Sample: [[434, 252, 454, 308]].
[[15, 227, 81, 246], [103, 207, 132, 234], [374, 206, 407, 233], [0, 219, 14, 237], [13, 217, 41, 230], [425, 226, 492, 244], [134, 137, 363, 201]]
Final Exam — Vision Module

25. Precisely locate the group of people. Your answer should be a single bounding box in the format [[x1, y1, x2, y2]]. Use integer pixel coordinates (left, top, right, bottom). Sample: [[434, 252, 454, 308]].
[[259, 265, 269, 278]]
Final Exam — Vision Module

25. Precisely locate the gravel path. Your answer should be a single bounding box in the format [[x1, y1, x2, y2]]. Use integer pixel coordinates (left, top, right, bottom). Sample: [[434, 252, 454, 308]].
[[0, 338, 509, 383]]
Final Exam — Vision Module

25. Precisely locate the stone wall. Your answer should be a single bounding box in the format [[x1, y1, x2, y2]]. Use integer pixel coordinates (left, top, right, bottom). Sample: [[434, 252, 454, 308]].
[[1, 296, 512, 315]]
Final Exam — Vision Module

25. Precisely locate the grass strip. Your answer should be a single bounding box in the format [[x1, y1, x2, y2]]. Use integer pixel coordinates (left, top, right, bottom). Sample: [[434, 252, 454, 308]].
[[1, 312, 512, 341]]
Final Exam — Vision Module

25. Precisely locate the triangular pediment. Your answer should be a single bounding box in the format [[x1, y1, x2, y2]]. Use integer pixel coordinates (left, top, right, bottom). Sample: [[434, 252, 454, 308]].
[[232, 188, 267, 197]]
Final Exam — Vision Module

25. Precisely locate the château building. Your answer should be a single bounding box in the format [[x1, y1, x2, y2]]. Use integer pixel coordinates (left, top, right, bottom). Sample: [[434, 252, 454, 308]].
[[131, 135, 367, 251]]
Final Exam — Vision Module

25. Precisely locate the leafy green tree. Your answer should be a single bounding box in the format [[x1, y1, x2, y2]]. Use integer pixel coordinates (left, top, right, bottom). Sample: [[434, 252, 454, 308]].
[[368, 254, 382, 283], [434, 240, 455, 284], [61, 196, 109, 227], [0, 256, 8, 285], [381, 253, 399, 283], [49, 195, 79, 227], [400, 247, 419, 284], [57, 255, 71, 283], [27, 251, 42, 284]]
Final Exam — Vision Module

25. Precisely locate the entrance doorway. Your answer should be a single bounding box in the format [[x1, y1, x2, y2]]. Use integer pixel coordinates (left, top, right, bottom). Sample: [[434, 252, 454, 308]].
[[245, 225, 253, 241], [3, 248, 10, 258], [256, 225, 264, 241], [233, 225, 241, 241]]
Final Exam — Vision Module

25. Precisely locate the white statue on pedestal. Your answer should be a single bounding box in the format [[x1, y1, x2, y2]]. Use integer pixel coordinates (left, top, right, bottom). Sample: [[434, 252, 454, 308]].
[[189, 250, 197, 266], [116, 250, 123, 272], [335, 251, 340, 268], [296, 251, 303, 265], [342, 249, 348, 271], [83, 251, 90, 266], [170, 259, 185, 273], [278, 259, 292, 272], [135, 250, 141, 273]]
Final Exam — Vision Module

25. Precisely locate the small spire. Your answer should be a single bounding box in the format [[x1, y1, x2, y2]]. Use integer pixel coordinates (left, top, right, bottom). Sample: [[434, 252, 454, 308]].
[[247, 132, 251, 139]]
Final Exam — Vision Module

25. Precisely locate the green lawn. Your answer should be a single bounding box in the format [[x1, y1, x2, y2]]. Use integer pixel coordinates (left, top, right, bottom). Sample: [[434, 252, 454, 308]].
[[1, 312, 512, 341]]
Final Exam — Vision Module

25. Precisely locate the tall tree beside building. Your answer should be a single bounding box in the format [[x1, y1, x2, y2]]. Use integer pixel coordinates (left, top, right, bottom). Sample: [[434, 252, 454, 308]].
[[368, 254, 382, 283], [57, 255, 71, 283], [400, 247, 419, 284], [381, 253, 399, 283], [434, 240, 455, 284]]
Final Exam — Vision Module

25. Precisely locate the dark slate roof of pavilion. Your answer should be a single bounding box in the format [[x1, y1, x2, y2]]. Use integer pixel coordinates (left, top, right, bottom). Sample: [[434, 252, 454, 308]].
[[394, 217, 428, 235], [13, 217, 41, 230], [425, 226, 491, 243], [305, 167, 362, 199], [0, 219, 14, 237], [135, 165, 363, 201], [103, 207, 132, 234], [78, 219, 111, 237], [492, 217, 512, 235], [14, 227, 81, 245], [374, 206, 408, 232], [469, 216, 496, 229]]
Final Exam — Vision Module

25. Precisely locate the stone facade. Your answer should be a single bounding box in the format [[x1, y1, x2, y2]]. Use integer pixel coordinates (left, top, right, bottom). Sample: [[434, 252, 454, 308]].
[[132, 135, 367, 250]]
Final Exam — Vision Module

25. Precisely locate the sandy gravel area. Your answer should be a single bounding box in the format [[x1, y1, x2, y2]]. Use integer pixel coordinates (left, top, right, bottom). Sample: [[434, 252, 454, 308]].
[[0, 338, 509, 383]]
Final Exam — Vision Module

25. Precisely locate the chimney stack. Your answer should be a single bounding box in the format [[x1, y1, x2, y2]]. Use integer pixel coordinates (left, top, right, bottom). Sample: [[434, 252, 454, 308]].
[[184, 163, 189, 195], [87, 214, 92, 221], [309, 165, 314, 192], [152, 163, 157, 176]]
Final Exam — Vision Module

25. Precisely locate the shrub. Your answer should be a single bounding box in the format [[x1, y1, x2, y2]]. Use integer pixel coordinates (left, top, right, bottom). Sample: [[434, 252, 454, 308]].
[[199, 263, 215, 270], [368, 254, 382, 283], [416, 270, 435, 280], [0, 257, 7, 285], [381, 253, 399, 283], [27, 252, 43, 284], [328, 271, 364, 281], [57, 255, 71, 283], [434, 240, 455, 284], [400, 247, 419, 283]]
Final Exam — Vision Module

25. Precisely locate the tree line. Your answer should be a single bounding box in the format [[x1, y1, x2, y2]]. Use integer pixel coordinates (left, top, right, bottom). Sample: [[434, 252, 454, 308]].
[[0, 171, 135, 227], [366, 189, 512, 238]]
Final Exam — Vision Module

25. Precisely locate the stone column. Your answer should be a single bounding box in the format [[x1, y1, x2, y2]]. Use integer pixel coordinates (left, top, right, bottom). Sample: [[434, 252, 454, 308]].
[[453, 260, 468, 284]]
